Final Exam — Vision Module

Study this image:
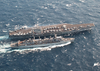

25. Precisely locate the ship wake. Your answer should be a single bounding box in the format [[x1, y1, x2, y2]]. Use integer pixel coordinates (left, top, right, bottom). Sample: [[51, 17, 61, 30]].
[[0, 44, 11, 54], [0, 35, 9, 40]]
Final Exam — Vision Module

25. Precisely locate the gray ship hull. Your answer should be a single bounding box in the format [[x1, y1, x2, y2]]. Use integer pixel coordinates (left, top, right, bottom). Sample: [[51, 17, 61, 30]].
[[9, 27, 92, 39], [11, 40, 72, 49], [9, 23, 95, 40]]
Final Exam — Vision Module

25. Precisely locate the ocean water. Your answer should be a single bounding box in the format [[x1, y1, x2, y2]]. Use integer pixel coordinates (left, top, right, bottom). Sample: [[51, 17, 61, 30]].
[[0, 0, 100, 71]]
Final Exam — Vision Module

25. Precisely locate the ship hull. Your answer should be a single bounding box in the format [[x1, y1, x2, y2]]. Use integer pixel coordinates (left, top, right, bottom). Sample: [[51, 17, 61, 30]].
[[9, 27, 92, 40], [9, 23, 94, 40], [11, 40, 72, 49]]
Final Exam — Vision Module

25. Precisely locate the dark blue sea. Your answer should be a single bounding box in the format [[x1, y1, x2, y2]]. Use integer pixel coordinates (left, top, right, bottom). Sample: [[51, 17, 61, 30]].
[[0, 0, 100, 71]]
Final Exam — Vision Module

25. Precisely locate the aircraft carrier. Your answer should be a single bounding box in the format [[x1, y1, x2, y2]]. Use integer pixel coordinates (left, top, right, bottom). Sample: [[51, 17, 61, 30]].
[[9, 23, 95, 39]]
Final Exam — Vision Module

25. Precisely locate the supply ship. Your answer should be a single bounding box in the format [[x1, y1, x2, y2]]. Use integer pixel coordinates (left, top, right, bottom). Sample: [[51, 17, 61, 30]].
[[9, 23, 95, 39], [11, 35, 75, 49]]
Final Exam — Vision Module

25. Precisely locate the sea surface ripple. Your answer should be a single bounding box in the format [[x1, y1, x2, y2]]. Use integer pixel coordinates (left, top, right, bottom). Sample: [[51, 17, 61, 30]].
[[0, 0, 100, 71]]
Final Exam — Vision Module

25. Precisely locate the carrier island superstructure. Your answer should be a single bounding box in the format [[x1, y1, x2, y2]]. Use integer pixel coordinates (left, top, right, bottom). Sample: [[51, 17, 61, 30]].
[[9, 23, 95, 39]]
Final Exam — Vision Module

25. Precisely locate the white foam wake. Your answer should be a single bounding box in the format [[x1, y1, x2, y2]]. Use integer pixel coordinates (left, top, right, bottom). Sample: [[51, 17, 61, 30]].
[[0, 44, 11, 54], [0, 35, 9, 40]]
